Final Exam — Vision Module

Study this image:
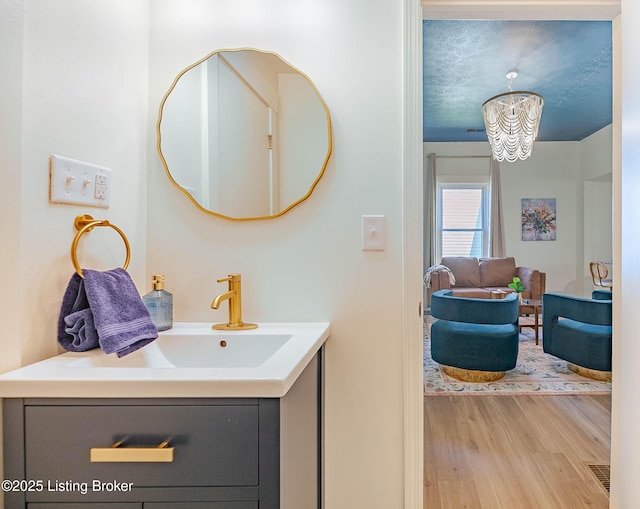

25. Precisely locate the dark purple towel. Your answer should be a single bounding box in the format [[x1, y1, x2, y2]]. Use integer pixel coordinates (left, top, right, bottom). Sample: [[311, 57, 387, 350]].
[[58, 273, 100, 352], [58, 268, 158, 357]]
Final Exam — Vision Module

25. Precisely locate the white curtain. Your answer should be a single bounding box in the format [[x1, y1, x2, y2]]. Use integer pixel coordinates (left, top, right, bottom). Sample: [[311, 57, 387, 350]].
[[490, 158, 506, 257], [424, 153, 437, 268]]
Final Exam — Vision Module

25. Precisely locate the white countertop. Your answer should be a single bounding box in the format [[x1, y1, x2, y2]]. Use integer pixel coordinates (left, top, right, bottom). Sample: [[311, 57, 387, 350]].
[[0, 322, 330, 399]]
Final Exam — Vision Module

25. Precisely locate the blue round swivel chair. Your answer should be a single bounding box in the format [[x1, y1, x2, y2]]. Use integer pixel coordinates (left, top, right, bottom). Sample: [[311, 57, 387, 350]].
[[430, 289, 520, 382], [542, 290, 612, 381]]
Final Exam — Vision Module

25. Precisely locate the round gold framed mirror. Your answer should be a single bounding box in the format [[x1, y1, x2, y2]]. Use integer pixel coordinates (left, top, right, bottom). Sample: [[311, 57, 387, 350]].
[[157, 48, 332, 221]]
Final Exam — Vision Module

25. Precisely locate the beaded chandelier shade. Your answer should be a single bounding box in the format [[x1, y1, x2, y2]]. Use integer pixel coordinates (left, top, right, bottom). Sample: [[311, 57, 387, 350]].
[[481, 71, 544, 162]]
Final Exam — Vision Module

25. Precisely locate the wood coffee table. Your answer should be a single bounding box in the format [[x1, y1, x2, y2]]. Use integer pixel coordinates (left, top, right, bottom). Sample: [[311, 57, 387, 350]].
[[519, 299, 542, 345]]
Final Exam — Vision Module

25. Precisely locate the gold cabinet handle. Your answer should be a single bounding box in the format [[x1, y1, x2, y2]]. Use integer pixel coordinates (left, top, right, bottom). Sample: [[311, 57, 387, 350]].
[[90, 438, 173, 463]]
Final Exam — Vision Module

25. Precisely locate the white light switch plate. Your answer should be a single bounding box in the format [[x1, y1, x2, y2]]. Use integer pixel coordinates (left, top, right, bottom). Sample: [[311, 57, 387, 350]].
[[362, 215, 386, 251], [49, 154, 112, 208]]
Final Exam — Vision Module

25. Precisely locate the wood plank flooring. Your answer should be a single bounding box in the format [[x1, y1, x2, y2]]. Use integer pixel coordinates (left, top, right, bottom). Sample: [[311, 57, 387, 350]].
[[424, 395, 611, 508]]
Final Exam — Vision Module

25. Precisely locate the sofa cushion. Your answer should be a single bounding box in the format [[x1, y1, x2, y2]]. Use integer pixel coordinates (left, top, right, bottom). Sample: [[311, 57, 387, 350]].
[[479, 257, 517, 287], [441, 257, 481, 287]]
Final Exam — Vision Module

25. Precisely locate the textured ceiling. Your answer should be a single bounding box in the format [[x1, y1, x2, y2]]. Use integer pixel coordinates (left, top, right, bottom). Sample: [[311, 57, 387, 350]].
[[423, 20, 612, 142]]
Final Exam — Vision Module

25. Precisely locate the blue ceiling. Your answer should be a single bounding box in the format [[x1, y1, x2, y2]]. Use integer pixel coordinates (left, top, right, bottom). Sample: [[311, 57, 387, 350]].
[[423, 20, 612, 142]]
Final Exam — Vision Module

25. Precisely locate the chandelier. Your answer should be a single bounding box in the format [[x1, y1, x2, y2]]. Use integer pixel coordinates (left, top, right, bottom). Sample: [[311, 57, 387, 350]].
[[481, 70, 544, 162]]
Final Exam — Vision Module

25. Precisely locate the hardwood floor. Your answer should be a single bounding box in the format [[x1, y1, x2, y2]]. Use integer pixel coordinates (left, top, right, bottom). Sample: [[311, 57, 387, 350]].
[[424, 395, 611, 508]]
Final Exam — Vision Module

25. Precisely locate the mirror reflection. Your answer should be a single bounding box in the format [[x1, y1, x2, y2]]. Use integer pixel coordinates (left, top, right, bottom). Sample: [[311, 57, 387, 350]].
[[157, 48, 332, 220]]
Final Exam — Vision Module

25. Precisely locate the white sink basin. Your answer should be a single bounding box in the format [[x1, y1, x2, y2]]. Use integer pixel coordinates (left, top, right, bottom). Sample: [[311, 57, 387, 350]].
[[0, 322, 330, 398], [68, 329, 292, 369]]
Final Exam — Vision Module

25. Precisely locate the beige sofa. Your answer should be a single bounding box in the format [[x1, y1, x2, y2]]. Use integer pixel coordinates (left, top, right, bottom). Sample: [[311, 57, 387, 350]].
[[428, 256, 546, 301]]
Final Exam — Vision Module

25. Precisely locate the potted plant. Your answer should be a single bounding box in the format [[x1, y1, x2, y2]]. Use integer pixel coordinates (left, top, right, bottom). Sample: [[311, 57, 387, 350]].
[[508, 277, 527, 303]]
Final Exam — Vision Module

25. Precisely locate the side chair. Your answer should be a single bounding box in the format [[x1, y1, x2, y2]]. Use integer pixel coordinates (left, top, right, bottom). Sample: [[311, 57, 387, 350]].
[[542, 291, 612, 382], [589, 261, 613, 291]]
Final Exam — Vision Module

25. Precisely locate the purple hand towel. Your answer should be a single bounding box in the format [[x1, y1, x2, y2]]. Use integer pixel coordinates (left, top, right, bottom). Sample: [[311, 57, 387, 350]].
[[58, 268, 158, 357], [57, 273, 100, 352]]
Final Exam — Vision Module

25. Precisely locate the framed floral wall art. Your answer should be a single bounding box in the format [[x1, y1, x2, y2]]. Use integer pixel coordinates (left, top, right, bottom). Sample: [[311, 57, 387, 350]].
[[521, 198, 556, 241]]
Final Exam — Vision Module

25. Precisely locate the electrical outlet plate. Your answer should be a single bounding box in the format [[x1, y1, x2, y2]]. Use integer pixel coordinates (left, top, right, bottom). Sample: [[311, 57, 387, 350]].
[[49, 154, 112, 208]]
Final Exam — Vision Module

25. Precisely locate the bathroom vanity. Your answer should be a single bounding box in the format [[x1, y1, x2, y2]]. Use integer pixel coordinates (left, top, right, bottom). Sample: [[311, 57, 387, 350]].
[[0, 322, 329, 508]]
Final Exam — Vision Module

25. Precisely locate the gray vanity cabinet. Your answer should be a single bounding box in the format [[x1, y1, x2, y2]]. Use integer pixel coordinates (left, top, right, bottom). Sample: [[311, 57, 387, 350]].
[[3, 352, 321, 508], [27, 504, 257, 508], [28, 504, 257, 508], [3, 348, 321, 509], [3, 397, 279, 507], [26, 402, 263, 487], [144, 504, 257, 508], [28, 505, 141, 509]]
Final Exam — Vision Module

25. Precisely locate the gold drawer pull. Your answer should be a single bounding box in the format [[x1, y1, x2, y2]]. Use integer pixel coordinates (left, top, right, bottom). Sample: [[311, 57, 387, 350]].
[[90, 438, 174, 463]]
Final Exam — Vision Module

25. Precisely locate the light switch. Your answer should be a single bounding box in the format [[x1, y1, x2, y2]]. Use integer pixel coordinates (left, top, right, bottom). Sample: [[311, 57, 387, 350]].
[[362, 215, 386, 251], [49, 154, 112, 208]]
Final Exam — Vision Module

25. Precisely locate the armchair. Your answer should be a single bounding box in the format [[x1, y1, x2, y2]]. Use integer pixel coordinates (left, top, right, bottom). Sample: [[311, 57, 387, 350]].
[[542, 291, 612, 381], [430, 290, 520, 382]]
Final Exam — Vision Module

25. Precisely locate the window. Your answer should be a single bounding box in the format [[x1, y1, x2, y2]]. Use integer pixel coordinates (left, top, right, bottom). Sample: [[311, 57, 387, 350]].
[[437, 183, 489, 259]]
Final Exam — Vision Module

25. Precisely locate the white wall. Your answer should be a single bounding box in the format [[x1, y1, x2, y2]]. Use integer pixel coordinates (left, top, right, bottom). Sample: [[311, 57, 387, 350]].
[[582, 124, 613, 181], [0, 1, 25, 490], [0, 1, 150, 506], [0, 0, 150, 367], [147, 2, 405, 508], [581, 125, 613, 294], [14, 0, 150, 367], [0, 0, 25, 375]]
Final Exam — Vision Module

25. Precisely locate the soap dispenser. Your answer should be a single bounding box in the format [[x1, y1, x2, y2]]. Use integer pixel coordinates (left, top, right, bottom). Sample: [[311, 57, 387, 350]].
[[143, 274, 173, 331]]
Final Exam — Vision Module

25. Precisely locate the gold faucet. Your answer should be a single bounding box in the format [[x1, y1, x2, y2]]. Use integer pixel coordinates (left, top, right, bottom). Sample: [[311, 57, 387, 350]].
[[211, 274, 258, 330]]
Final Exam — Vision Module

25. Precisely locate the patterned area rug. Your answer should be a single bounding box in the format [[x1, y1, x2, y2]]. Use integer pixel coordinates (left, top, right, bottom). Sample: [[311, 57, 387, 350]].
[[424, 318, 612, 396]]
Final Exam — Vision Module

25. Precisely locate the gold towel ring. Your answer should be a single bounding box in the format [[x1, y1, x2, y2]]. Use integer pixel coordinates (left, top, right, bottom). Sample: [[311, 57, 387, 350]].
[[71, 214, 131, 278]]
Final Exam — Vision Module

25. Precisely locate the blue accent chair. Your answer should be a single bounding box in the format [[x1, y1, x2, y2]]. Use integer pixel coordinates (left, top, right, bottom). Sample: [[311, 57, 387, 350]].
[[430, 290, 520, 381], [542, 291, 612, 379]]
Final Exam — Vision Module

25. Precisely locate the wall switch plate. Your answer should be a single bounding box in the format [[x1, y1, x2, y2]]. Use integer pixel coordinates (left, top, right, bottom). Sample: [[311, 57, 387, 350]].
[[362, 215, 386, 251], [49, 154, 112, 208]]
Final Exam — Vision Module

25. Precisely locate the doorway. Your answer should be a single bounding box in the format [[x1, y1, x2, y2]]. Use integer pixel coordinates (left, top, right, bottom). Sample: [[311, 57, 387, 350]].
[[402, 2, 620, 507]]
